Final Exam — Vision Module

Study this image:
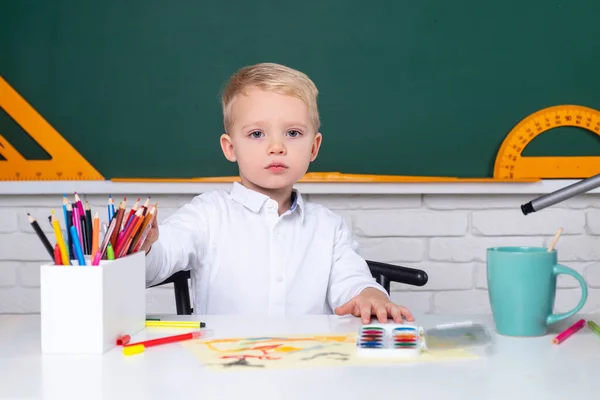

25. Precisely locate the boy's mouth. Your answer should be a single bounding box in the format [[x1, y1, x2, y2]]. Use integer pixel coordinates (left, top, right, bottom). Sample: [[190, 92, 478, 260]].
[[266, 162, 288, 172]]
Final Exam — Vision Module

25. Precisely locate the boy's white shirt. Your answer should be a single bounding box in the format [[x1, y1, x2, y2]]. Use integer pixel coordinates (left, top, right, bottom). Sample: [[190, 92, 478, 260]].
[[145, 182, 388, 315]]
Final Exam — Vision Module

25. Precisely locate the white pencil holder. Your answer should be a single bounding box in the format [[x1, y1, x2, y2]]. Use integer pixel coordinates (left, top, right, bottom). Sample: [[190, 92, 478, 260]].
[[40, 251, 146, 355]]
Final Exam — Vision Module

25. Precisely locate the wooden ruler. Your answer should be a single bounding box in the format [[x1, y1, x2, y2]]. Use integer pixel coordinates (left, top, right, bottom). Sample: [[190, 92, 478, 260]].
[[0, 76, 104, 180], [494, 105, 600, 179]]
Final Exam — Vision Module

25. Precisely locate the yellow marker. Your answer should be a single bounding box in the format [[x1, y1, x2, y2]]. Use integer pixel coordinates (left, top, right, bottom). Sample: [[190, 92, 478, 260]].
[[123, 344, 145, 356], [50, 210, 70, 265], [145, 320, 204, 328]]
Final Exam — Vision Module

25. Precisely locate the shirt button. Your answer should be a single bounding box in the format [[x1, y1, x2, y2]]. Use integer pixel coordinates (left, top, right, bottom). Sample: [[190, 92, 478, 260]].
[[276, 275, 284, 282]]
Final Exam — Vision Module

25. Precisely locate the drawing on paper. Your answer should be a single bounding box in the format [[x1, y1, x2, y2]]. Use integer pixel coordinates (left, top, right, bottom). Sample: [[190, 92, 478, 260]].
[[183, 332, 479, 371]]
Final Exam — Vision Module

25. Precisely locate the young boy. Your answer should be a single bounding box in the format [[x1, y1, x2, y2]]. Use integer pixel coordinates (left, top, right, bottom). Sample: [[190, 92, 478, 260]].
[[142, 62, 414, 324]]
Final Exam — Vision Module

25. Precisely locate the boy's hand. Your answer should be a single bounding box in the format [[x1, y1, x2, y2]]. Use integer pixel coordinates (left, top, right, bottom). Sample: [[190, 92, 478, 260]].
[[140, 209, 159, 254], [334, 288, 414, 324]]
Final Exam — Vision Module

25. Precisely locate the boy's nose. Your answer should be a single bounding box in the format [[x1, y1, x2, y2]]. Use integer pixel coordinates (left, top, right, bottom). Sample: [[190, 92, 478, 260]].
[[267, 140, 286, 155]]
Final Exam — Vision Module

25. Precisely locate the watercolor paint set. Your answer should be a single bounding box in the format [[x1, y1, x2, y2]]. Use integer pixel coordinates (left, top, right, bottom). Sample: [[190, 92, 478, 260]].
[[356, 324, 426, 358]]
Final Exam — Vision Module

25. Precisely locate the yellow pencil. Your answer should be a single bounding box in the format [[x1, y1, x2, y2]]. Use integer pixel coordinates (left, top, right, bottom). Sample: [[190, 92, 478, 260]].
[[50, 210, 70, 265]]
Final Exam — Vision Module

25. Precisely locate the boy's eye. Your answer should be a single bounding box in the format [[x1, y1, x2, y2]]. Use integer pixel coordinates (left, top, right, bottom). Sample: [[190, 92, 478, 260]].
[[249, 131, 264, 138], [287, 130, 301, 138]]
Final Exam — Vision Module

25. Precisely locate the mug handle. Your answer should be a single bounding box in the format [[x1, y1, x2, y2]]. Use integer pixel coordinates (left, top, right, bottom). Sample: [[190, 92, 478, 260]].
[[546, 264, 588, 325]]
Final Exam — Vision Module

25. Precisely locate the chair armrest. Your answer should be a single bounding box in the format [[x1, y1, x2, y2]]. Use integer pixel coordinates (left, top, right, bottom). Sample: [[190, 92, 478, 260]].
[[149, 270, 191, 288], [366, 261, 428, 287]]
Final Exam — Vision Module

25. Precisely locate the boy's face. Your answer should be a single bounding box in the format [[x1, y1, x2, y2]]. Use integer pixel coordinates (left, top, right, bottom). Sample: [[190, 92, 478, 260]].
[[220, 87, 322, 195]]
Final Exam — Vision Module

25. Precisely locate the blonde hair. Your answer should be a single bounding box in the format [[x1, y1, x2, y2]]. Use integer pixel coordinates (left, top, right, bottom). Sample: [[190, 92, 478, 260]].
[[221, 62, 320, 132]]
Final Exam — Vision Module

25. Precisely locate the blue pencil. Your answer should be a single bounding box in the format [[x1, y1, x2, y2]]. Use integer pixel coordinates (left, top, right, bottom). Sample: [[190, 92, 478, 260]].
[[69, 225, 87, 266], [108, 194, 116, 222]]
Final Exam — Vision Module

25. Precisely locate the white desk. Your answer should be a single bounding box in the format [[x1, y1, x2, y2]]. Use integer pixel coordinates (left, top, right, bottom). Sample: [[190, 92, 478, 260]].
[[1, 313, 599, 400]]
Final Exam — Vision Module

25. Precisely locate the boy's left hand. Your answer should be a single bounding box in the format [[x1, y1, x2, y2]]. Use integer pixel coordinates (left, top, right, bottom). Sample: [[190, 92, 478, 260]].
[[334, 288, 415, 324]]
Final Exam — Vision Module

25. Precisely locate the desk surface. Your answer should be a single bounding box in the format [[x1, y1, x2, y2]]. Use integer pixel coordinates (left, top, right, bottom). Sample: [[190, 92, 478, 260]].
[[1, 313, 599, 400]]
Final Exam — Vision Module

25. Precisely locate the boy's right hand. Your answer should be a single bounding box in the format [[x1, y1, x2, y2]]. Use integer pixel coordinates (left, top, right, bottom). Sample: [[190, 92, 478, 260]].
[[140, 209, 159, 254]]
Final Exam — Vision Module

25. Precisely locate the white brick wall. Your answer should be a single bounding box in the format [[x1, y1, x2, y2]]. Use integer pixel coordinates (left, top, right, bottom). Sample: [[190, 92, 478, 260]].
[[0, 192, 599, 316]]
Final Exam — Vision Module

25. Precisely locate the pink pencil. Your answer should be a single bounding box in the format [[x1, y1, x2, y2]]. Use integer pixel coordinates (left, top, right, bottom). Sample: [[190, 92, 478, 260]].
[[72, 206, 84, 252], [552, 319, 585, 344]]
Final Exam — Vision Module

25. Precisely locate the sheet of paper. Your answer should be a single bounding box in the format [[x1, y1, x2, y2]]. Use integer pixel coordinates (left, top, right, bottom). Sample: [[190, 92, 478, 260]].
[[183, 332, 479, 371]]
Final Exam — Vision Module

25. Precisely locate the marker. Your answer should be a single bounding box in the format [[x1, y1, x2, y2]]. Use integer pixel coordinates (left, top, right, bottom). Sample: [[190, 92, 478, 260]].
[[145, 320, 205, 328], [116, 334, 130, 346], [123, 331, 204, 356], [552, 318, 585, 344]]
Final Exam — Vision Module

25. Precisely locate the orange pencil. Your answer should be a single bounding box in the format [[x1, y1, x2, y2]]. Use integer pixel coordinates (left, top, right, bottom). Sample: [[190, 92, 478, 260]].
[[141, 197, 151, 215], [132, 206, 157, 253], [130, 202, 157, 250], [121, 208, 147, 257], [91, 211, 100, 259]]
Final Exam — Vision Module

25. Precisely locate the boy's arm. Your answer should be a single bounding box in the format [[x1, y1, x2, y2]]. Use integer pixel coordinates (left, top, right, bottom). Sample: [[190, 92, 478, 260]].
[[145, 197, 209, 287], [327, 216, 388, 310], [328, 216, 414, 323]]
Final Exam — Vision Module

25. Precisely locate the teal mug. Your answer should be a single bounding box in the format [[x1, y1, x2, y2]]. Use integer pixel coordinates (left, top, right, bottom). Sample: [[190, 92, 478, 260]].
[[487, 246, 588, 337]]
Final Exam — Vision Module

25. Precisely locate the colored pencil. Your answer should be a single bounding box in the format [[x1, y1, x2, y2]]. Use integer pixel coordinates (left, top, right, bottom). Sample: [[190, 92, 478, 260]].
[[50, 211, 70, 265], [27, 213, 54, 259], [115, 208, 143, 257], [92, 215, 118, 265], [66, 203, 73, 261], [85, 201, 93, 253], [588, 320, 600, 338], [552, 318, 585, 344], [80, 215, 90, 255], [73, 192, 85, 220], [91, 212, 100, 259], [106, 243, 115, 260], [69, 225, 86, 266], [109, 201, 125, 248], [72, 205, 84, 253], [61, 195, 69, 255], [108, 194, 115, 222], [53, 244, 62, 265], [131, 203, 157, 253], [141, 197, 150, 215], [123, 197, 140, 232], [122, 331, 204, 356]]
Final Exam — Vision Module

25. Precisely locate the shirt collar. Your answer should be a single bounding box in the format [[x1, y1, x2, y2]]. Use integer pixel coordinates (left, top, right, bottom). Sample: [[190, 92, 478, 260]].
[[229, 182, 305, 221]]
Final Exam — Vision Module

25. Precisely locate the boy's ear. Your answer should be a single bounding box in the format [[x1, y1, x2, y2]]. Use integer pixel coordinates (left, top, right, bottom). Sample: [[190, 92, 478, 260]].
[[220, 133, 237, 162], [310, 132, 322, 162]]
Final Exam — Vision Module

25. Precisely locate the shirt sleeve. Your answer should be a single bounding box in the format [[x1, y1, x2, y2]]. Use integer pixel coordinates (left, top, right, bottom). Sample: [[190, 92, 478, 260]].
[[327, 215, 389, 310], [145, 195, 209, 287]]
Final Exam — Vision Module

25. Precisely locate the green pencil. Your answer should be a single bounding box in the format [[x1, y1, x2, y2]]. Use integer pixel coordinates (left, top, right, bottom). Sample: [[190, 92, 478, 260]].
[[107, 243, 115, 260], [588, 320, 600, 337]]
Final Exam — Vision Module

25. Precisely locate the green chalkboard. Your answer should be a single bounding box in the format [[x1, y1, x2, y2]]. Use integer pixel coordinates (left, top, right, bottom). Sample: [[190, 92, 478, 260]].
[[2, 0, 600, 179]]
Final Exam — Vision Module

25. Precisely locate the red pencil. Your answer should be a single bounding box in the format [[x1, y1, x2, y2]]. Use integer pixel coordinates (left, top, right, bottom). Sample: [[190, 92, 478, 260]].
[[122, 331, 204, 356], [53, 243, 62, 265], [114, 208, 143, 257]]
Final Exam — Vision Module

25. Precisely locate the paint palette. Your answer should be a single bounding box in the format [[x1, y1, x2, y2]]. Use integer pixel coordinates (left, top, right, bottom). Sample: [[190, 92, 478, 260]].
[[356, 324, 426, 358]]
